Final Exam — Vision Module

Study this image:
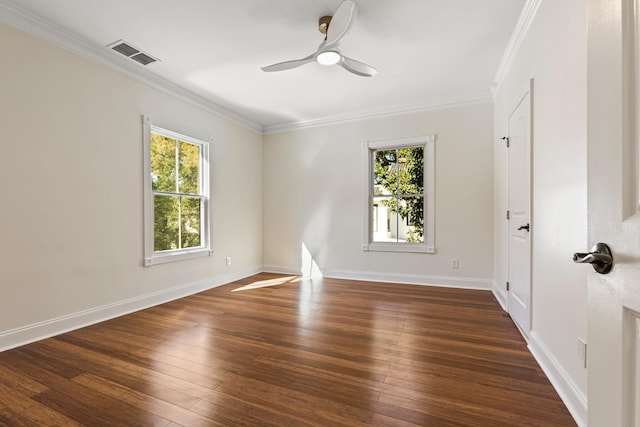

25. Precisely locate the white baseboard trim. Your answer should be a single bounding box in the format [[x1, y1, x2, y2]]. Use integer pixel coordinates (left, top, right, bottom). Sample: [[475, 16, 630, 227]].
[[0, 267, 262, 352], [262, 264, 302, 276], [323, 268, 493, 290], [528, 331, 587, 427], [492, 281, 508, 311], [264, 265, 493, 290]]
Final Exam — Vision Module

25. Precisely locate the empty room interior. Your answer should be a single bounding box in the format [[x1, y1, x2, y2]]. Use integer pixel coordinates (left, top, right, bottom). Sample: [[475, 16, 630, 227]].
[[1, 0, 627, 425]]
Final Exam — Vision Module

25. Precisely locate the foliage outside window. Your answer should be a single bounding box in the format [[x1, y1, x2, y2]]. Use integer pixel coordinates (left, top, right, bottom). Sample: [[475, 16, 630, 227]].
[[152, 134, 202, 251], [363, 135, 435, 253], [143, 116, 211, 265], [374, 146, 424, 243]]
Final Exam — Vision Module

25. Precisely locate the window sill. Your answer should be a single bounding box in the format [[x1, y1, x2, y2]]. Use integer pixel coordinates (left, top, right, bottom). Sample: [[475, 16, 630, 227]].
[[144, 248, 213, 266], [363, 243, 436, 254]]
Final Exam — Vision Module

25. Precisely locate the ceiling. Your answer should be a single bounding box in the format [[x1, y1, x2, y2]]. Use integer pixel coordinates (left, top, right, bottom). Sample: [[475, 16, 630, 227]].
[[1, 0, 526, 133]]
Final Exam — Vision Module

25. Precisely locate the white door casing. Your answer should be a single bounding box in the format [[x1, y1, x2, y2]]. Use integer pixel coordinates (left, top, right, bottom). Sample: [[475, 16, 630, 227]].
[[507, 84, 532, 338], [587, 0, 640, 425]]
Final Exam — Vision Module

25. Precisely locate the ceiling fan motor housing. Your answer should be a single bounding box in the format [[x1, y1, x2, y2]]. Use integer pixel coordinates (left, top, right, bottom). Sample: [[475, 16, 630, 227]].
[[319, 16, 332, 34]]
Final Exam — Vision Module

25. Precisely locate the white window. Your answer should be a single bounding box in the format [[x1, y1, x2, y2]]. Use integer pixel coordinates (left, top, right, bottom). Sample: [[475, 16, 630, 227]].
[[142, 116, 211, 266], [363, 135, 436, 253]]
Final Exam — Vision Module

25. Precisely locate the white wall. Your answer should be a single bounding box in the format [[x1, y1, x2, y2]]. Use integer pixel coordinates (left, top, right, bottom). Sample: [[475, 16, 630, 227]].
[[0, 22, 264, 348], [263, 102, 494, 288], [493, 0, 587, 424]]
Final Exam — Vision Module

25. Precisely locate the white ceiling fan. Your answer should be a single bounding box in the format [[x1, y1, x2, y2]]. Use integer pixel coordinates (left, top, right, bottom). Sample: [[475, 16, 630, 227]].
[[261, 0, 378, 77]]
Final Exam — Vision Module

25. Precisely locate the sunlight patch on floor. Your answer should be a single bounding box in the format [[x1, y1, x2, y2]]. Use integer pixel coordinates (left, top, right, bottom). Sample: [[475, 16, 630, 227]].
[[232, 276, 300, 292]]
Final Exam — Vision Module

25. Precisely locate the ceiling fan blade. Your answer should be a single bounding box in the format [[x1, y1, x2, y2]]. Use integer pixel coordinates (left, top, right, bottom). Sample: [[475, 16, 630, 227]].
[[261, 53, 316, 72], [325, 0, 357, 49], [340, 56, 378, 77]]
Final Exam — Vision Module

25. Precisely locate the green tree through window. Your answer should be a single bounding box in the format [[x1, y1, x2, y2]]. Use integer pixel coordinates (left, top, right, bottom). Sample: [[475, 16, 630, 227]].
[[151, 134, 202, 252], [373, 146, 424, 242]]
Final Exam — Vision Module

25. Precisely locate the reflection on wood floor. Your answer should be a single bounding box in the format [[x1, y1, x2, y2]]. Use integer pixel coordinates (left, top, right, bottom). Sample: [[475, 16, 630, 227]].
[[0, 273, 576, 426]]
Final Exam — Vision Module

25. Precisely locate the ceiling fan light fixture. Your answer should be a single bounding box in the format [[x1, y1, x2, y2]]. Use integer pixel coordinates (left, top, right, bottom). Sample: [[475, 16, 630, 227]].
[[261, 1, 376, 77], [316, 50, 341, 65]]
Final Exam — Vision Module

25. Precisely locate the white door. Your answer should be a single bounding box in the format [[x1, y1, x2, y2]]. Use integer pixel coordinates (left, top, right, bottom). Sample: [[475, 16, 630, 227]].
[[507, 87, 532, 337], [587, 0, 640, 425]]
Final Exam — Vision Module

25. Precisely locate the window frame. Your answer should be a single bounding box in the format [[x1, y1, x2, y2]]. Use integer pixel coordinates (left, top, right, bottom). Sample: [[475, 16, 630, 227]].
[[142, 115, 212, 266], [362, 135, 436, 254]]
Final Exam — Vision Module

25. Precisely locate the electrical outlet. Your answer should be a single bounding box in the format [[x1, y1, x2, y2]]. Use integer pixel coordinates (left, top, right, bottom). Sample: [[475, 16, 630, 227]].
[[451, 258, 459, 269], [225, 256, 232, 266], [578, 337, 587, 368]]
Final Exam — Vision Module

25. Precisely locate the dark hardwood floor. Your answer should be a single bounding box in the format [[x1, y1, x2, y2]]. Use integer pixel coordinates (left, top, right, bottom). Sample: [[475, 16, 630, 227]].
[[0, 273, 576, 426]]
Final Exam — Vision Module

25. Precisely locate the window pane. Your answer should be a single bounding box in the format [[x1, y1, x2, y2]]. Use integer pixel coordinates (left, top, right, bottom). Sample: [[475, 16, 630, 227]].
[[154, 195, 179, 251], [373, 149, 398, 195], [371, 147, 425, 244], [179, 141, 200, 194], [372, 196, 424, 244], [372, 196, 397, 242], [399, 146, 424, 195], [400, 196, 424, 243], [150, 134, 177, 192], [181, 197, 201, 248]]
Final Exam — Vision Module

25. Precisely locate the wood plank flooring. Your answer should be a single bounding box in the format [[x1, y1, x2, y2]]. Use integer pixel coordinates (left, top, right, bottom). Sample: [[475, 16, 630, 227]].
[[0, 273, 576, 426]]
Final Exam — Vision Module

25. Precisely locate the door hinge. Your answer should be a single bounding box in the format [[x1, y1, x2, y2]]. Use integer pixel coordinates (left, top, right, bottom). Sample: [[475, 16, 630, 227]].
[[506, 281, 510, 291], [502, 136, 510, 148], [506, 210, 510, 220]]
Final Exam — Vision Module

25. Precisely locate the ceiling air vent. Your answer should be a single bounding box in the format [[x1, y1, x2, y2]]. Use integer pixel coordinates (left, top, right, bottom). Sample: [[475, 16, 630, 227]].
[[107, 40, 159, 66]]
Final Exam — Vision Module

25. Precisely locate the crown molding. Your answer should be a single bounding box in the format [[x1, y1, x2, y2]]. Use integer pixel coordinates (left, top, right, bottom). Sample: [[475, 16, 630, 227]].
[[0, 0, 509, 136], [262, 92, 493, 134], [492, 0, 543, 94], [0, 0, 264, 134]]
